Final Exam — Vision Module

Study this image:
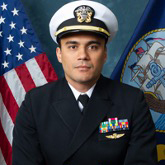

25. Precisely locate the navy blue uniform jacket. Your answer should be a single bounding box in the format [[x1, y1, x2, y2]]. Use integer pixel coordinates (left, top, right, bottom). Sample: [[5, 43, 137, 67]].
[[12, 76, 157, 165]]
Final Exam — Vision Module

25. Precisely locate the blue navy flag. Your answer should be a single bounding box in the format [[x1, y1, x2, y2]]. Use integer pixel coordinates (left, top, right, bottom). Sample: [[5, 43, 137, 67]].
[[0, 0, 58, 164], [111, 0, 165, 164]]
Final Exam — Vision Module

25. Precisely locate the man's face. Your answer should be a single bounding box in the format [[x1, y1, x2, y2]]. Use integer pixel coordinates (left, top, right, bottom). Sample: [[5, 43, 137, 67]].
[[56, 32, 107, 87]]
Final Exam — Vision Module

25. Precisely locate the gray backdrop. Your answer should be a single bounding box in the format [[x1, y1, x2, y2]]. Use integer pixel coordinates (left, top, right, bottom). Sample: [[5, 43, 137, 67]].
[[20, 0, 149, 78]]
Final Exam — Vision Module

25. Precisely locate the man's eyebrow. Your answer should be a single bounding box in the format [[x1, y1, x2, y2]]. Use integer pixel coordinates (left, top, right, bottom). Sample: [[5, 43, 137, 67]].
[[65, 40, 101, 45], [65, 41, 79, 45], [88, 41, 101, 45]]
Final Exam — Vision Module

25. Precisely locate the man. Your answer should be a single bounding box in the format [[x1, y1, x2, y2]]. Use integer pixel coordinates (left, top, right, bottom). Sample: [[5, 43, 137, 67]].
[[12, 0, 157, 164]]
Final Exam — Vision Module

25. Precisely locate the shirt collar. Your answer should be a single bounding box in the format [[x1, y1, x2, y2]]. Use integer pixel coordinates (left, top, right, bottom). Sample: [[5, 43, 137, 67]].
[[68, 83, 96, 100]]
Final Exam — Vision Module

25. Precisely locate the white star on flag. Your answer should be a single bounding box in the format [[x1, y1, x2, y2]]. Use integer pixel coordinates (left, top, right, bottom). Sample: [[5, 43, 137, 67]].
[[11, 8, 19, 16], [7, 34, 14, 42], [9, 22, 16, 29], [1, 2, 7, 11], [20, 27, 27, 34], [18, 40, 24, 47], [0, 16, 5, 24], [4, 48, 12, 55], [2, 61, 9, 68], [16, 53, 23, 60], [29, 45, 36, 53]]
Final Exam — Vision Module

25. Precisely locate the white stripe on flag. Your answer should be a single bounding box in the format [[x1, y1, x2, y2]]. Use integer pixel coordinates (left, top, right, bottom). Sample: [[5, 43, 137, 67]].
[[25, 58, 47, 86], [0, 148, 7, 165], [3, 69, 26, 107], [0, 94, 14, 146]]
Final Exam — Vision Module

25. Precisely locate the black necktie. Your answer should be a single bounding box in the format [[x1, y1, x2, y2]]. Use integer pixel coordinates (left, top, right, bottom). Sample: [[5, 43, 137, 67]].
[[78, 94, 89, 109]]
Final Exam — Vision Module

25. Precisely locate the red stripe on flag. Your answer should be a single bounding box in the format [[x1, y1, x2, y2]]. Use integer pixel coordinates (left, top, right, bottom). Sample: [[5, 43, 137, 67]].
[[0, 76, 19, 123], [15, 64, 36, 92], [35, 53, 58, 82], [0, 122, 12, 165]]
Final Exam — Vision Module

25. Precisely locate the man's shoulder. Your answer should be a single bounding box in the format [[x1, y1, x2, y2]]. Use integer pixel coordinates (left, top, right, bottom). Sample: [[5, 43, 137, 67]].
[[101, 76, 145, 108], [101, 76, 143, 101], [102, 76, 140, 92]]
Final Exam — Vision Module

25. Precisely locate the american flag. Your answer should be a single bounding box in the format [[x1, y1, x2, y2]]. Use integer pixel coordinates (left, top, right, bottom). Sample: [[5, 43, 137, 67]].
[[0, 0, 58, 164]]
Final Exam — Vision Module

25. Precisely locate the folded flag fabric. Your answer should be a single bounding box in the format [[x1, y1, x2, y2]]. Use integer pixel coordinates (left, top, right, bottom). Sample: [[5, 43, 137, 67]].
[[0, 0, 58, 164], [111, 0, 165, 164]]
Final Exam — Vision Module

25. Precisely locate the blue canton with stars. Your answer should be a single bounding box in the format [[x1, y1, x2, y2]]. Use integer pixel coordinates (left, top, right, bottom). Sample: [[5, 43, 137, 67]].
[[0, 0, 43, 76]]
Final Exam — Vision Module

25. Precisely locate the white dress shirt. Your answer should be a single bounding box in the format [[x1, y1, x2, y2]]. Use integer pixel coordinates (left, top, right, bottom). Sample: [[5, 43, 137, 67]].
[[68, 83, 96, 111]]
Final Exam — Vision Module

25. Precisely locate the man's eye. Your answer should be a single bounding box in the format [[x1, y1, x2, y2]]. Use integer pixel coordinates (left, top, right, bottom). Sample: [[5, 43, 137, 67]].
[[88, 45, 98, 50], [68, 45, 77, 49]]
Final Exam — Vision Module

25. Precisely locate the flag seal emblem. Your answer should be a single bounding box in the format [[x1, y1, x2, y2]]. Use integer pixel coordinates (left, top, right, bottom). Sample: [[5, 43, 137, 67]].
[[121, 28, 165, 132]]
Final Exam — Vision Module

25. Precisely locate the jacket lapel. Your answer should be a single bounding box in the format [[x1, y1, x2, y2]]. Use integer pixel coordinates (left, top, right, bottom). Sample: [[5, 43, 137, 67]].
[[63, 76, 114, 162], [52, 78, 82, 133]]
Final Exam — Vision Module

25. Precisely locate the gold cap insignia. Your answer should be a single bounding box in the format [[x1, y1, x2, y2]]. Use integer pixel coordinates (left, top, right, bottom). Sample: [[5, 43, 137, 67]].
[[106, 133, 125, 139], [74, 5, 94, 23]]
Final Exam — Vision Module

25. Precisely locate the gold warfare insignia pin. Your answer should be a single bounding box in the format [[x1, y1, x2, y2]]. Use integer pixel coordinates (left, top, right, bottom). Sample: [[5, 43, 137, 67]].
[[106, 133, 125, 139], [74, 5, 95, 23]]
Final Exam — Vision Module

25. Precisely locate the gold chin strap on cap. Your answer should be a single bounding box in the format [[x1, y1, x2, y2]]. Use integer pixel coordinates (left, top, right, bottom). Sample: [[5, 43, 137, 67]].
[[55, 25, 110, 37]]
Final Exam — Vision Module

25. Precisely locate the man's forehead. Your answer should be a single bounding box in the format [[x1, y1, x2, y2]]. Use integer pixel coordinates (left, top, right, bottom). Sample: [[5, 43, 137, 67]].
[[60, 32, 106, 44], [61, 38, 104, 46]]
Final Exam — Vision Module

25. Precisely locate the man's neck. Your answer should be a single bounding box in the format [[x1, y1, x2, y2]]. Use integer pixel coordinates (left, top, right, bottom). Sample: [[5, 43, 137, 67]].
[[68, 83, 96, 100], [66, 77, 99, 93], [68, 82, 95, 93]]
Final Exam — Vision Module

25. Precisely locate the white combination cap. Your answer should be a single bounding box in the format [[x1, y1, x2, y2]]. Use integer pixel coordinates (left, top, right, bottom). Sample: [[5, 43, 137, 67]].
[[49, 0, 118, 44]]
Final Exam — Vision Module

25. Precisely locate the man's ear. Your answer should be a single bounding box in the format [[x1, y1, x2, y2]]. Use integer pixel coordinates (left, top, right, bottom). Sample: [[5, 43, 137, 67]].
[[56, 47, 62, 63], [104, 47, 107, 63]]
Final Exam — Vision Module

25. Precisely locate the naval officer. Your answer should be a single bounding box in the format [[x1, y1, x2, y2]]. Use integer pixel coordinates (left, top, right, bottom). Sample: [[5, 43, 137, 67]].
[[12, 0, 157, 164]]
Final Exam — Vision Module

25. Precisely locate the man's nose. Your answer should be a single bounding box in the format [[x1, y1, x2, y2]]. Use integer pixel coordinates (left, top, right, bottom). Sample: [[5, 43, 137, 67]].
[[78, 47, 89, 60]]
